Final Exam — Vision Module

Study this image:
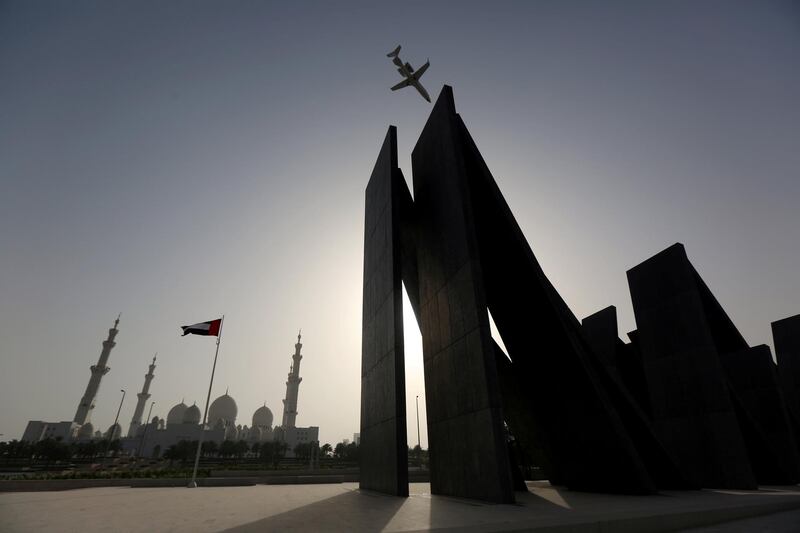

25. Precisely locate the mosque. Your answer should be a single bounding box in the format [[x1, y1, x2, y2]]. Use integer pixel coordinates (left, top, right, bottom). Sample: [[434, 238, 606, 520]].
[[22, 317, 320, 459]]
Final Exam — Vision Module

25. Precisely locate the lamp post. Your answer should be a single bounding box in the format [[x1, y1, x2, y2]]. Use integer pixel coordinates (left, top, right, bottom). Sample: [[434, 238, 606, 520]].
[[136, 401, 155, 459], [102, 389, 125, 467], [415, 395, 421, 467]]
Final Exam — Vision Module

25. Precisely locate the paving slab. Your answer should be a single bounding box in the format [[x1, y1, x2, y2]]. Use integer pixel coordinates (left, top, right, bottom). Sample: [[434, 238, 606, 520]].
[[0, 482, 799, 532], [682, 508, 800, 532]]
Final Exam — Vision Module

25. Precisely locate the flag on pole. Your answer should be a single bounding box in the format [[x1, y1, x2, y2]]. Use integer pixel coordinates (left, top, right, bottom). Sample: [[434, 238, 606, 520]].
[[181, 319, 222, 337]]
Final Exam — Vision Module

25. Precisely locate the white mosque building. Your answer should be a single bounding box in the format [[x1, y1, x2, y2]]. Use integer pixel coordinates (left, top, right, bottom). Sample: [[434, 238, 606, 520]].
[[22, 318, 320, 460], [129, 333, 318, 458]]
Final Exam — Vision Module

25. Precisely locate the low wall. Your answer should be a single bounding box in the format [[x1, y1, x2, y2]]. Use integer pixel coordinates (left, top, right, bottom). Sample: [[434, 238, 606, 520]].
[[0, 478, 134, 492], [0, 468, 430, 492]]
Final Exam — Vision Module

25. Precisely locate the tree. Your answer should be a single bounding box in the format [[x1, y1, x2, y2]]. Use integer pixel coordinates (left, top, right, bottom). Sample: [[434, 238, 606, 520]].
[[75, 441, 98, 460], [333, 441, 359, 462], [33, 438, 71, 466], [320, 443, 332, 458], [411, 444, 422, 465], [164, 440, 196, 464], [107, 439, 122, 456], [294, 442, 311, 461], [0, 440, 33, 464], [201, 440, 218, 457], [345, 442, 360, 462], [219, 440, 237, 460], [234, 440, 249, 460], [259, 440, 288, 469], [333, 442, 346, 460]]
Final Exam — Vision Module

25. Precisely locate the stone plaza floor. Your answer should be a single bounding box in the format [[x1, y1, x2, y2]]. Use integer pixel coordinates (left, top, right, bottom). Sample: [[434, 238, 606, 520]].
[[1, 482, 799, 532]]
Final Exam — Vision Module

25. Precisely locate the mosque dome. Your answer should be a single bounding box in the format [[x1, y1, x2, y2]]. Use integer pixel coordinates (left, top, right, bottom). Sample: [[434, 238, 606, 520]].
[[208, 392, 238, 426], [183, 403, 201, 425], [106, 423, 122, 440], [252, 405, 273, 428], [167, 401, 188, 426], [77, 422, 94, 439]]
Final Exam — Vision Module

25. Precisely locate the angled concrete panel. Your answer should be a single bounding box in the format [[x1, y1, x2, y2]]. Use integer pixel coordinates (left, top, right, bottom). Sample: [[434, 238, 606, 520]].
[[411, 87, 514, 503], [582, 306, 624, 382], [627, 243, 757, 489], [773, 314, 800, 426], [692, 259, 798, 484], [620, 330, 653, 419], [450, 91, 684, 493], [360, 126, 409, 496], [720, 345, 800, 484]]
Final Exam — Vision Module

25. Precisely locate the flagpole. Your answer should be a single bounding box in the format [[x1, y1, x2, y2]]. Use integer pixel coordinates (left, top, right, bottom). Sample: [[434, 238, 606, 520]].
[[188, 314, 224, 488]]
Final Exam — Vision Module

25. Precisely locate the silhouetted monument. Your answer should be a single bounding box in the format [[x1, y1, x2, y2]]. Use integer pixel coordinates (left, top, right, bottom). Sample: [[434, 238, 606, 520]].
[[361, 87, 800, 503], [361, 87, 688, 503]]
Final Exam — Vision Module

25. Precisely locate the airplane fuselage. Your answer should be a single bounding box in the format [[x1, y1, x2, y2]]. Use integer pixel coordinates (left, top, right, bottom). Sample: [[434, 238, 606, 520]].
[[387, 45, 431, 102]]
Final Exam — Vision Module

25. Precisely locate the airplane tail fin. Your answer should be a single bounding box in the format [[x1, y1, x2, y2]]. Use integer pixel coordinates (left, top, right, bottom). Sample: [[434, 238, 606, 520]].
[[387, 45, 401, 58]]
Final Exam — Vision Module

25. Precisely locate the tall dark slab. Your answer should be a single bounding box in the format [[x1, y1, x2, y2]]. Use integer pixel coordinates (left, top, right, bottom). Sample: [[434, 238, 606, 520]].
[[583, 309, 654, 420], [457, 109, 684, 493], [627, 243, 757, 489], [773, 314, 800, 425], [359, 126, 409, 496], [720, 345, 800, 484], [582, 306, 623, 382], [620, 330, 653, 419], [410, 87, 514, 503]]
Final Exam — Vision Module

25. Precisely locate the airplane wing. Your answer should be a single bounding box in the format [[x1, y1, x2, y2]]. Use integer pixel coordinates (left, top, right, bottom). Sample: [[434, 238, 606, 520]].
[[412, 81, 431, 102], [413, 60, 429, 80], [390, 79, 411, 91]]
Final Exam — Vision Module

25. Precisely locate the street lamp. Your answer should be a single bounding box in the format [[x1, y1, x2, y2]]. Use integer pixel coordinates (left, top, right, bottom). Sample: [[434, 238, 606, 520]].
[[415, 395, 421, 467], [102, 389, 126, 467], [136, 401, 155, 459]]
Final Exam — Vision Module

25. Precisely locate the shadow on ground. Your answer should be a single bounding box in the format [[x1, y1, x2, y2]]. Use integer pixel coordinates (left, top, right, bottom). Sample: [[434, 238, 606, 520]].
[[222, 489, 406, 532]]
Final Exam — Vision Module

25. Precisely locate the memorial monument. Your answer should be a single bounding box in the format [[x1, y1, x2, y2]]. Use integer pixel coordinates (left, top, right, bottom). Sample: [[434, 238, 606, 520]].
[[361, 86, 800, 503], [360, 86, 687, 503]]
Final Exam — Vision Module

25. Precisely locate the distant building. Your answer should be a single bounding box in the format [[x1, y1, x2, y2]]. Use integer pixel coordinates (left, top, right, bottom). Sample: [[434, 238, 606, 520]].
[[74, 315, 120, 426], [21, 421, 79, 443], [122, 393, 276, 458], [21, 325, 321, 463], [275, 332, 320, 456], [127, 355, 157, 438], [22, 316, 120, 443]]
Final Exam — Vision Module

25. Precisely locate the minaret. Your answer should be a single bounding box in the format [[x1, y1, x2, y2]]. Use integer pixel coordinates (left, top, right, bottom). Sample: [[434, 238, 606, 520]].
[[281, 331, 304, 428], [73, 315, 120, 426], [127, 354, 156, 437]]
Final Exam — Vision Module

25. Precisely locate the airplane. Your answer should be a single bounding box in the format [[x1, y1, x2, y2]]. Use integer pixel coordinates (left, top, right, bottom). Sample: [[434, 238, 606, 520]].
[[387, 45, 431, 102]]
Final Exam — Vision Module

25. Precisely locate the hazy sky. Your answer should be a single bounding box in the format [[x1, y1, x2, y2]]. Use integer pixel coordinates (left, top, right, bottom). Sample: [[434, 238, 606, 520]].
[[1, 1, 798, 448]]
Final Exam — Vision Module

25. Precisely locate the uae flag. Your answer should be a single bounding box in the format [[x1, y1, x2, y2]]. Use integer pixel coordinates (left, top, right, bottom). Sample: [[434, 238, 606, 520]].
[[181, 319, 222, 337]]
